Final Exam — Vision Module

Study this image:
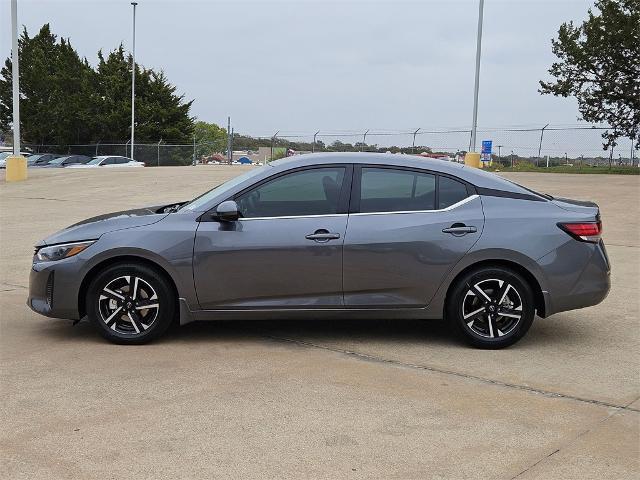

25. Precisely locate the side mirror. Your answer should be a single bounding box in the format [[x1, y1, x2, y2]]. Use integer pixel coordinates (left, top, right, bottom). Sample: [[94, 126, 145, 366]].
[[215, 200, 240, 222]]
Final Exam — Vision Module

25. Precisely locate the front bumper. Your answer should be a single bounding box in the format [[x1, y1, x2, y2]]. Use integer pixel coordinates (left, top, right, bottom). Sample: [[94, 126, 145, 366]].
[[28, 256, 84, 320]]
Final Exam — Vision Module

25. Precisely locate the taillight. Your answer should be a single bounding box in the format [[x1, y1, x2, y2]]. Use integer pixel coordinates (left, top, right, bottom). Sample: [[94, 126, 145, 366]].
[[558, 221, 602, 243]]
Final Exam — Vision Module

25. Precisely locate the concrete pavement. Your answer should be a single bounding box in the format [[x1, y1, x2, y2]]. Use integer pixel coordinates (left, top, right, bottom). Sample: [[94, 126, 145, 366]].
[[1, 166, 638, 479]]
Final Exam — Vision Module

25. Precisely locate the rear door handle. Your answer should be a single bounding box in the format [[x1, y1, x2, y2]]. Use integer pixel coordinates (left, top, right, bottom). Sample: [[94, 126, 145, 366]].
[[305, 229, 341, 242], [442, 224, 477, 235]]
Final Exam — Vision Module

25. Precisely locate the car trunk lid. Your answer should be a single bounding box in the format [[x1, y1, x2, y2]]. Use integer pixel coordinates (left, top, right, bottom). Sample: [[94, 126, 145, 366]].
[[551, 196, 599, 217]]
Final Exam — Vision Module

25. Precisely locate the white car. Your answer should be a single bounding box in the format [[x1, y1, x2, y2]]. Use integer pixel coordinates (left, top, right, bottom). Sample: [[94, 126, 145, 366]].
[[67, 156, 145, 168], [0, 151, 32, 168]]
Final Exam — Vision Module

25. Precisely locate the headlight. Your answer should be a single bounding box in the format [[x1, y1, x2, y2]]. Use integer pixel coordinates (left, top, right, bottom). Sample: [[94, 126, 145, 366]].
[[35, 241, 95, 262]]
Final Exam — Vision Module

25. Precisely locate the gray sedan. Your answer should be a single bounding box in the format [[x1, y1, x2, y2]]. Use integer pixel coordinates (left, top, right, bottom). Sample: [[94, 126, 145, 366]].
[[28, 153, 610, 348]]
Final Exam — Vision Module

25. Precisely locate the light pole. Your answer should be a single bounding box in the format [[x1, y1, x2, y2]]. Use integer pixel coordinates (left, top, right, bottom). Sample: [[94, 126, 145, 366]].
[[130, 2, 138, 160], [271, 131, 279, 161], [412, 128, 420, 153], [537, 123, 549, 166], [10, 0, 20, 156], [361, 129, 369, 152], [6, 0, 26, 181], [469, 0, 485, 153]]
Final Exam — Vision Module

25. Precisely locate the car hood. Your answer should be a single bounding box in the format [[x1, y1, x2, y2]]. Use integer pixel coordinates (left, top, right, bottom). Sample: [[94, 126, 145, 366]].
[[37, 205, 171, 247]]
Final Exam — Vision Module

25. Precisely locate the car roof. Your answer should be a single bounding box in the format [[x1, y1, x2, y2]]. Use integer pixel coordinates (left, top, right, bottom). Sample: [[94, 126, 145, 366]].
[[269, 152, 532, 194]]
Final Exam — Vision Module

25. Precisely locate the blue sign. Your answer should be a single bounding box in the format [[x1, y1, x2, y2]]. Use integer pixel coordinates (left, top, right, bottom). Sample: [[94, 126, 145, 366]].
[[481, 140, 492, 162]]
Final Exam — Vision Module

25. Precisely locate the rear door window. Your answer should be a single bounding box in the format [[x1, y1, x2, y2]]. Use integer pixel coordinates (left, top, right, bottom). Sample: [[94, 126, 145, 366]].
[[358, 168, 436, 213]]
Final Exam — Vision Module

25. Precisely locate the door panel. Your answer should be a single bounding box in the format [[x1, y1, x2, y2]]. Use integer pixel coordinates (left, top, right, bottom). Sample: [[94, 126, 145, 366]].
[[194, 216, 347, 309], [193, 164, 351, 310], [343, 196, 485, 307]]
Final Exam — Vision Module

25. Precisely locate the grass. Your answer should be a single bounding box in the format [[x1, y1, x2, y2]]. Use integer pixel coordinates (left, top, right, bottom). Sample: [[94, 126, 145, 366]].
[[482, 163, 639, 175]]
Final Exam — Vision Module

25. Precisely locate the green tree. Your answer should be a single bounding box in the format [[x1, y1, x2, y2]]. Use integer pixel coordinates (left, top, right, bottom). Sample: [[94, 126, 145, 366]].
[[540, 0, 640, 150], [0, 25, 194, 147], [92, 46, 132, 142], [94, 45, 194, 143], [0, 24, 94, 146], [193, 121, 227, 158]]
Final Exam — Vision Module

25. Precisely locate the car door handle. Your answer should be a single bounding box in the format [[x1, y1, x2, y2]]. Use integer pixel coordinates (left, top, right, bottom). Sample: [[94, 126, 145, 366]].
[[442, 224, 477, 235], [305, 230, 341, 242]]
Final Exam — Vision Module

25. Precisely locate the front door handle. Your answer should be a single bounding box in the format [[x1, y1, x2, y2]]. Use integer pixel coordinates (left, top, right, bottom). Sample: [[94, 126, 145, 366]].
[[305, 229, 341, 242], [442, 224, 477, 235]]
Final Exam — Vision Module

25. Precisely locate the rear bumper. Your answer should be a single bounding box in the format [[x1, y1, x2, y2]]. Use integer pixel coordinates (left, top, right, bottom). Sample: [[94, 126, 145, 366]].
[[539, 239, 611, 316], [28, 257, 83, 320]]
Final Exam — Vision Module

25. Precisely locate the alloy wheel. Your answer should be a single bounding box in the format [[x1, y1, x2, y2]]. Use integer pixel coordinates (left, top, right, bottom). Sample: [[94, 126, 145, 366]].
[[461, 278, 523, 339], [98, 275, 160, 335]]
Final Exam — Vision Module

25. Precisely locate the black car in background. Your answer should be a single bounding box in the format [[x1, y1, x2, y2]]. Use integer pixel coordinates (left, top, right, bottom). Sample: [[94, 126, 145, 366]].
[[37, 155, 92, 168]]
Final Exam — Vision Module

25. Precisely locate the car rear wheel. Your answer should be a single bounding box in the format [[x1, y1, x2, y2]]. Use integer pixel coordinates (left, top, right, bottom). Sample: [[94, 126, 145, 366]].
[[447, 266, 535, 349], [86, 263, 175, 344]]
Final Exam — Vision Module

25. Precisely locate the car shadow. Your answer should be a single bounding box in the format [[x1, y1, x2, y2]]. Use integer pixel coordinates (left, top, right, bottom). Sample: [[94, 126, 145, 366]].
[[165, 317, 459, 347], [35, 313, 584, 350]]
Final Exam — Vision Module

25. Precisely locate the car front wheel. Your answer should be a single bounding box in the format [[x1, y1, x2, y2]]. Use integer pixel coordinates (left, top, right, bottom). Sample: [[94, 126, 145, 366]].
[[447, 266, 535, 349], [86, 263, 175, 344]]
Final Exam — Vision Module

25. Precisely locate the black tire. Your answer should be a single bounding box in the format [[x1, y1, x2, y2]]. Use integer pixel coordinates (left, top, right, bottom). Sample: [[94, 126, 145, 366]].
[[86, 262, 175, 344], [446, 266, 535, 349]]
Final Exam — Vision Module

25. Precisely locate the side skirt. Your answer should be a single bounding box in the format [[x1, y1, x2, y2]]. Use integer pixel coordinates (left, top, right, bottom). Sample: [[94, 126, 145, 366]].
[[177, 298, 440, 324]]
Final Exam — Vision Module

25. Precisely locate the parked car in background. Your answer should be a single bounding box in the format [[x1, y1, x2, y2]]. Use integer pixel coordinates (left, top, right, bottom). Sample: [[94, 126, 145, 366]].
[[39, 155, 92, 168], [27, 154, 61, 167], [0, 151, 32, 168], [28, 153, 610, 347], [67, 156, 144, 168]]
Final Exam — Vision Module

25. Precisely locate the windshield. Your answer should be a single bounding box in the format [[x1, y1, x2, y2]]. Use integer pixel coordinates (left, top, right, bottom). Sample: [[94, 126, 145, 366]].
[[181, 166, 270, 211], [87, 157, 103, 165], [49, 157, 68, 165]]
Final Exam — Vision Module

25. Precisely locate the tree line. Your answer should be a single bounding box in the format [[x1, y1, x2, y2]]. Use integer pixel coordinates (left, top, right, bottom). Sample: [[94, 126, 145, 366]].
[[0, 24, 194, 147]]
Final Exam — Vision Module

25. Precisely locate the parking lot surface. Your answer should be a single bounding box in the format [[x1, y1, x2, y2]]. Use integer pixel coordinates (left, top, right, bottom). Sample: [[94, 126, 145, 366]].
[[1, 167, 638, 479]]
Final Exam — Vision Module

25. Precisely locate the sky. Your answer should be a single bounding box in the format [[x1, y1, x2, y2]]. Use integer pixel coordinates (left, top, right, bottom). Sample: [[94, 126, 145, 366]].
[[1, 0, 597, 141]]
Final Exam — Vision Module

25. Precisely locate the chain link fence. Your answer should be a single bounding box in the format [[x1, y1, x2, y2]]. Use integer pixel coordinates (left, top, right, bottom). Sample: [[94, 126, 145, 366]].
[[23, 125, 638, 167]]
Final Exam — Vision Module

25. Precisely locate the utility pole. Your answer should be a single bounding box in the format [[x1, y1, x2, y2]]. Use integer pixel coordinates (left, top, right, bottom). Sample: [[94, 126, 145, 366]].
[[361, 129, 369, 152], [469, 0, 485, 153], [537, 123, 549, 167], [130, 2, 137, 160], [497, 144, 503, 165], [226, 116, 232, 163], [230, 127, 234, 161], [270, 131, 279, 161], [412, 128, 420, 153]]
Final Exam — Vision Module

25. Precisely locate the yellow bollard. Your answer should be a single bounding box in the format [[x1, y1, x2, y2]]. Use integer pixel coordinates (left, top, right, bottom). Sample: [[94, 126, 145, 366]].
[[5, 155, 28, 182], [464, 152, 481, 168]]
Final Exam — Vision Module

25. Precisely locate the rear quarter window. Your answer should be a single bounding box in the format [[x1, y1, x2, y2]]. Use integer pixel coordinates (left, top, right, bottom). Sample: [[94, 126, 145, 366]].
[[438, 176, 469, 209]]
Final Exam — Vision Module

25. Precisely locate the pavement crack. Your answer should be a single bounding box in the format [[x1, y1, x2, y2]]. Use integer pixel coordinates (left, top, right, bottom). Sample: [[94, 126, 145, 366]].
[[0, 282, 27, 290], [3, 196, 71, 202], [267, 335, 640, 413], [510, 448, 561, 480], [509, 402, 633, 479]]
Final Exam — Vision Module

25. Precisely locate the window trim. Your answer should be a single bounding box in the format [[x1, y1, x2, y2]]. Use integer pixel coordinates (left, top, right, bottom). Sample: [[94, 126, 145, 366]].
[[351, 164, 475, 215], [349, 194, 479, 216], [219, 164, 354, 220]]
